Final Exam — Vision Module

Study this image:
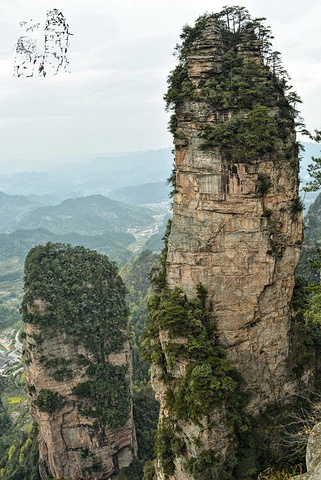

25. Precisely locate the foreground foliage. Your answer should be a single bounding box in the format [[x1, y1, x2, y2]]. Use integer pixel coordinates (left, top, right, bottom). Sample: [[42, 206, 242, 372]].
[[0, 376, 40, 480]]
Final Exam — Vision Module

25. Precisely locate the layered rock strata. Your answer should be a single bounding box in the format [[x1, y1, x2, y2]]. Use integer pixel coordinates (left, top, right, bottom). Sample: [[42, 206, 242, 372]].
[[22, 244, 137, 480], [151, 12, 305, 480]]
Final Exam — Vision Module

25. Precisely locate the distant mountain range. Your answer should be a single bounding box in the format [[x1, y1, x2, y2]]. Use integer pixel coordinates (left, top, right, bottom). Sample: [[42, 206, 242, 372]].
[[108, 182, 171, 205], [0, 228, 135, 264], [0, 172, 74, 199], [0, 192, 45, 233], [7, 195, 154, 235], [0, 148, 173, 200], [0, 145, 319, 209]]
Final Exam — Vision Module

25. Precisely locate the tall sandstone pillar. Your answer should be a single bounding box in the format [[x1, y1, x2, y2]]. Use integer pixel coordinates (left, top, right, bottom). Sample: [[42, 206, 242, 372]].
[[22, 244, 137, 480], [150, 12, 305, 480]]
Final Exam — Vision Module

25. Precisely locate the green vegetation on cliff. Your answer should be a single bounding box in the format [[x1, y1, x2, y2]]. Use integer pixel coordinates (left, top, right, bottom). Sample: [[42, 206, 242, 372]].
[[145, 6, 307, 479], [73, 362, 130, 429], [141, 284, 249, 478], [21, 243, 131, 430], [119, 251, 160, 480], [165, 6, 302, 164], [34, 389, 65, 415], [22, 243, 128, 357], [140, 226, 256, 478]]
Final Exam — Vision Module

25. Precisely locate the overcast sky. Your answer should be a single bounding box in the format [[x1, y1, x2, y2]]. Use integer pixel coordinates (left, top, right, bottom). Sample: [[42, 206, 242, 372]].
[[0, 0, 320, 166]]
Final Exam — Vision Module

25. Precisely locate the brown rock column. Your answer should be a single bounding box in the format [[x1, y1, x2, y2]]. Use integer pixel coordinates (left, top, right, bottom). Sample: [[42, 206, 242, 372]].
[[151, 13, 305, 480], [22, 244, 137, 480]]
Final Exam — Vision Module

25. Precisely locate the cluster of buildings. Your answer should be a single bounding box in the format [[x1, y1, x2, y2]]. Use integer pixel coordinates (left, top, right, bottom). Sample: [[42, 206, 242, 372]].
[[0, 330, 22, 376]]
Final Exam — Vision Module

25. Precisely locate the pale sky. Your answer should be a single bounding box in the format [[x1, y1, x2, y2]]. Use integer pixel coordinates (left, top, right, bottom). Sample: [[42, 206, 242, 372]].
[[0, 0, 320, 165]]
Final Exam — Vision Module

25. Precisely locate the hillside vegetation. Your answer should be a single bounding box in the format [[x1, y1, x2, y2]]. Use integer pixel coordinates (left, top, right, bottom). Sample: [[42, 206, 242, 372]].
[[0, 192, 45, 233], [8, 195, 153, 235]]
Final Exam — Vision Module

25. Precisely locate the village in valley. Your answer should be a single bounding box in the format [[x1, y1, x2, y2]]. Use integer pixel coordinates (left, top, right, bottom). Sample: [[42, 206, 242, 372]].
[[0, 328, 22, 377]]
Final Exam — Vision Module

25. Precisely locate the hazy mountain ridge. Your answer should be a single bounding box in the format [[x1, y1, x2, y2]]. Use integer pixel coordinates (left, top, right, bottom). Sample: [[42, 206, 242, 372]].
[[0, 191, 45, 233], [0, 172, 74, 199], [108, 182, 171, 205], [8, 194, 154, 235], [0, 149, 173, 199]]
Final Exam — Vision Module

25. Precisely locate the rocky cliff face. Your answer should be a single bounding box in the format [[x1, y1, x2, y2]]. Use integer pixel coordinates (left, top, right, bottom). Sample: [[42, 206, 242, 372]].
[[22, 243, 137, 480], [24, 326, 135, 480], [148, 9, 306, 479], [166, 23, 302, 412]]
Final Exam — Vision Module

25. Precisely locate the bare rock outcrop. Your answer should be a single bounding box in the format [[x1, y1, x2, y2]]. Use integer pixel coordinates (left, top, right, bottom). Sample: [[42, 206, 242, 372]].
[[167, 44, 302, 411], [293, 423, 321, 479]]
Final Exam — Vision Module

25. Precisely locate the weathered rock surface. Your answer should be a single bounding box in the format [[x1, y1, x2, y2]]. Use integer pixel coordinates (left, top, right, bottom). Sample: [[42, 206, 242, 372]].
[[167, 26, 302, 408], [22, 244, 137, 480], [296, 423, 321, 479], [152, 13, 307, 479], [24, 324, 136, 480]]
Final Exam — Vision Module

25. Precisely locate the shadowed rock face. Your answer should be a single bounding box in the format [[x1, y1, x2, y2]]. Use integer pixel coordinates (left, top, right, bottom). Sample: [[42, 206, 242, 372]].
[[22, 244, 137, 480], [24, 325, 136, 480], [151, 13, 306, 480]]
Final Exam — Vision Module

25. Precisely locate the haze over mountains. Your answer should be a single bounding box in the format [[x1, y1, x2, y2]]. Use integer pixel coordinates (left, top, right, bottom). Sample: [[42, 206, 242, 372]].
[[0, 144, 318, 204], [0, 149, 173, 201], [0, 149, 174, 323], [0, 144, 318, 264], [0, 192, 44, 232], [7, 195, 153, 235], [108, 182, 171, 206]]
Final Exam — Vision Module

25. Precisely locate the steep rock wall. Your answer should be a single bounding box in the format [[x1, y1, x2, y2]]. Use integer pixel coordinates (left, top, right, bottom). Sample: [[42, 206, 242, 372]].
[[150, 12, 306, 480], [24, 326, 135, 480]]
